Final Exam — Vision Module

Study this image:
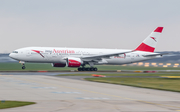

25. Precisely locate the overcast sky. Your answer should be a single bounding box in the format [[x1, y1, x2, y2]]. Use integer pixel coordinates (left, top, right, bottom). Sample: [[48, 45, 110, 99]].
[[0, 0, 180, 53]]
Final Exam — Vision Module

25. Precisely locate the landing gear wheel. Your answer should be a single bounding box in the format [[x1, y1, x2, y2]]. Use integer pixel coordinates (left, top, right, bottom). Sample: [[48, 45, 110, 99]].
[[85, 68, 89, 71], [78, 68, 82, 71], [90, 68, 93, 71], [82, 68, 85, 71], [22, 66, 26, 69], [93, 68, 97, 71], [77, 67, 98, 71]]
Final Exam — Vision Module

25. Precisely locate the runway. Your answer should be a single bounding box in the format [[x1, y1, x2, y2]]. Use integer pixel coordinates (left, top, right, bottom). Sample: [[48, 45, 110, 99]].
[[0, 73, 180, 112]]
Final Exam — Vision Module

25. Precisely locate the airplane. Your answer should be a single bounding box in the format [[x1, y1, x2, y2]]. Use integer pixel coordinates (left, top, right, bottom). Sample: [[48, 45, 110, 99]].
[[9, 27, 165, 71]]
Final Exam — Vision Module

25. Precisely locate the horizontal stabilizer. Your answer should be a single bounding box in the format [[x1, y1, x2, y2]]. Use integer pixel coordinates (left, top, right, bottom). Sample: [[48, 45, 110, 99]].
[[142, 53, 169, 57]]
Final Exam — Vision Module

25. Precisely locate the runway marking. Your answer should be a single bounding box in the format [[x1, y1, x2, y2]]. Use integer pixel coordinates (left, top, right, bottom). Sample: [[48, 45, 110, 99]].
[[52, 92, 81, 94], [14, 76, 180, 110]]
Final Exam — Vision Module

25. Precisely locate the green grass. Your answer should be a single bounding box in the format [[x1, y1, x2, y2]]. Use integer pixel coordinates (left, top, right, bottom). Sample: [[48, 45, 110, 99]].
[[0, 101, 35, 109], [58, 73, 180, 76], [0, 62, 180, 71], [85, 77, 180, 92], [58, 72, 180, 92], [95, 65, 180, 71], [0, 63, 77, 71]]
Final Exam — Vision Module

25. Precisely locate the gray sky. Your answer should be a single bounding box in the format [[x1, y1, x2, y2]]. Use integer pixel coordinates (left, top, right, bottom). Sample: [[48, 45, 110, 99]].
[[0, 0, 180, 53]]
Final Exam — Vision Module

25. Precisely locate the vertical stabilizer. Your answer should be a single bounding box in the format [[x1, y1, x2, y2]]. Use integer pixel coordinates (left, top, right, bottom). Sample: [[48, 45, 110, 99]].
[[135, 27, 163, 52]]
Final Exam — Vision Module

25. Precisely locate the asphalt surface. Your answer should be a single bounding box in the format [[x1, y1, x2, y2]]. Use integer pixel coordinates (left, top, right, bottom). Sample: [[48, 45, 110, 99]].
[[0, 73, 180, 112], [58, 76, 164, 81], [0, 72, 162, 81], [0, 71, 143, 76]]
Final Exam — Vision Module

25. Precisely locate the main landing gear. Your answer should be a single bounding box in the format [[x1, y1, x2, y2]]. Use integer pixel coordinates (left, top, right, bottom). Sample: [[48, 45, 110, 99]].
[[78, 67, 98, 71]]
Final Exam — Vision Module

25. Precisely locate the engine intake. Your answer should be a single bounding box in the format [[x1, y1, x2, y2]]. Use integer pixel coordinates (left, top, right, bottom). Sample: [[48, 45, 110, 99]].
[[67, 57, 82, 67]]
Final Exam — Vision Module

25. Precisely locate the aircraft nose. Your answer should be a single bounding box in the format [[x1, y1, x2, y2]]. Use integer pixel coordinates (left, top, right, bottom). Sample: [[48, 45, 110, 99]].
[[9, 53, 17, 60], [9, 53, 13, 58]]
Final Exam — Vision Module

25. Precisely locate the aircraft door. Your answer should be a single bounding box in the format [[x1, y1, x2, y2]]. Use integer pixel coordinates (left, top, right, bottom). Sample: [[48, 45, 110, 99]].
[[131, 53, 136, 63], [26, 50, 31, 57], [131, 53, 140, 63]]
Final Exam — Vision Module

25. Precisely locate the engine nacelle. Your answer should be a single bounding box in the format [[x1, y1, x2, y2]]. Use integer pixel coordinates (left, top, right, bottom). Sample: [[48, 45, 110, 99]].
[[67, 57, 83, 67], [51, 63, 66, 67]]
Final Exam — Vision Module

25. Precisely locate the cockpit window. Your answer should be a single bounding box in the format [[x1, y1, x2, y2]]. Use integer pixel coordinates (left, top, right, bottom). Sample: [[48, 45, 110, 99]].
[[12, 51, 18, 53]]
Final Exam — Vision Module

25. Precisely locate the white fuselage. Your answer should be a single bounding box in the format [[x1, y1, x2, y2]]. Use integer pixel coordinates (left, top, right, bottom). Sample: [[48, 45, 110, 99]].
[[9, 47, 159, 65]]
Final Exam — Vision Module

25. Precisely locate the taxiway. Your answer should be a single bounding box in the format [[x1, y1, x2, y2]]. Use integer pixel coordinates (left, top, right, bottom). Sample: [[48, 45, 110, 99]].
[[0, 73, 180, 112]]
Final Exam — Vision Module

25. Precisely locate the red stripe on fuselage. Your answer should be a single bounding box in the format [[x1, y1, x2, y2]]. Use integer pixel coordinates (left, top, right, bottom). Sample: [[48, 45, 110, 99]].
[[135, 43, 155, 52], [32, 50, 44, 58], [32, 50, 40, 53]]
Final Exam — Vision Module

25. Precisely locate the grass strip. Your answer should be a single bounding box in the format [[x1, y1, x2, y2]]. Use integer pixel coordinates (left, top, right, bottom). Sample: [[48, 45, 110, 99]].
[[0, 101, 35, 109], [85, 77, 180, 92], [1, 63, 180, 71], [57, 73, 180, 76]]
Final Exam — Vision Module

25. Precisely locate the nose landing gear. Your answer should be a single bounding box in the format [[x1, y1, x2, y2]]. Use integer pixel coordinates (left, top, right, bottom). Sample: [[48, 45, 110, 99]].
[[22, 65, 26, 69], [19, 61, 26, 70]]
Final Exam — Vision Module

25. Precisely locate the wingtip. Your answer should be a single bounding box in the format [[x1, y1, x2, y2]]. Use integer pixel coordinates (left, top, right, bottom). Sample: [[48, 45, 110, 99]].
[[154, 27, 163, 33]]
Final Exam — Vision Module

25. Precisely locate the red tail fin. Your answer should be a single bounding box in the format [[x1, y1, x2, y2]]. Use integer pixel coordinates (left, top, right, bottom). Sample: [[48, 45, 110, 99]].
[[134, 27, 163, 52]]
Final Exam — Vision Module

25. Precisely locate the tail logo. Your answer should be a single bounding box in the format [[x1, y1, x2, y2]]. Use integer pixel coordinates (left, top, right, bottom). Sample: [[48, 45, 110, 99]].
[[151, 37, 156, 42]]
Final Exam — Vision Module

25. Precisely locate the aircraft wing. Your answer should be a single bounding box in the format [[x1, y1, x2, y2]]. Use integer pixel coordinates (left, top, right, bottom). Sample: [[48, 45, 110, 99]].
[[81, 50, 133, 61], [142, 53, 169, 57]]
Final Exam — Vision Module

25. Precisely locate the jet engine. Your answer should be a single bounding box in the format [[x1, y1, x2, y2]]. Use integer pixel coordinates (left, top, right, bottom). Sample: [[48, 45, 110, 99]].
[[67, 57, 83, 67], [51, 63, 66, 67]]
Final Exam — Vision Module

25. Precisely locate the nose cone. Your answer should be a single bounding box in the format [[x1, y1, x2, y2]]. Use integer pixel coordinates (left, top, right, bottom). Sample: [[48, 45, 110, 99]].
[[9, 53, 18, 60], [9, 53, 13, 58]]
